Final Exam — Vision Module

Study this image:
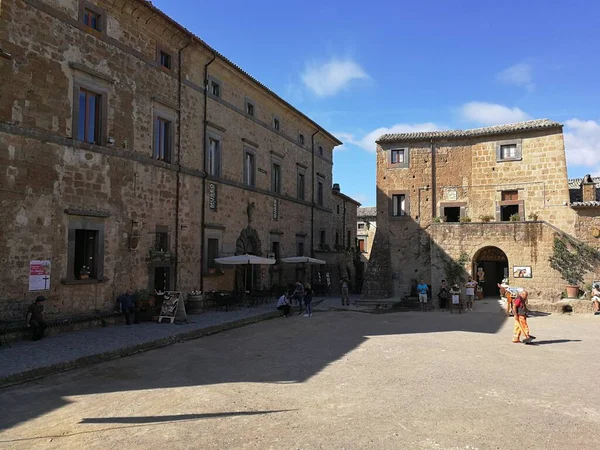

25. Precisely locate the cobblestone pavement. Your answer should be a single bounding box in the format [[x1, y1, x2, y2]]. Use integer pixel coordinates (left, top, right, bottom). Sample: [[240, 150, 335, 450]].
[[0, 301, 284, 383], [1, 300, 600, 449]]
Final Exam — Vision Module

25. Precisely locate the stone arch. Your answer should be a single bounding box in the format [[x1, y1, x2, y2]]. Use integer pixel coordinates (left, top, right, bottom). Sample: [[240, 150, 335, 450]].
[[235, 227, 263, 293], [472, 246, 509, 298]]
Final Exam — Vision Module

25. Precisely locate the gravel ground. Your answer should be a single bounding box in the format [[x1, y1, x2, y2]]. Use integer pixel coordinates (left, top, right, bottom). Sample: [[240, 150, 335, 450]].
[[1, 300, 599, 450]]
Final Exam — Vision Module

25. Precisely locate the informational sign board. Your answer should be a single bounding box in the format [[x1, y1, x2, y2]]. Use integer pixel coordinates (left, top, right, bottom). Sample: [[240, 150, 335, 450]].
[[452, 294, 460, 305], [29, 260, 51, 291]]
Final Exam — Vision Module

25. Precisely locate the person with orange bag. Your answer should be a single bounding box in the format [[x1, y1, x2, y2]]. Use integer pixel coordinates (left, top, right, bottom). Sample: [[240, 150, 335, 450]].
[[512, 290, 535, 344]]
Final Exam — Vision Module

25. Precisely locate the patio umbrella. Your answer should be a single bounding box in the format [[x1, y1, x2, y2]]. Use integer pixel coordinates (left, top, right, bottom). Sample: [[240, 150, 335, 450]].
[[214, 254, 275, 295], [280, 256, 326, 265]]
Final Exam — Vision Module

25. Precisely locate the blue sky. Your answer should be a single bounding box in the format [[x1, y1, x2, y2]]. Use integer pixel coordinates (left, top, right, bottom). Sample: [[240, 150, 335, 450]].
[[154, 0, 600, 206]]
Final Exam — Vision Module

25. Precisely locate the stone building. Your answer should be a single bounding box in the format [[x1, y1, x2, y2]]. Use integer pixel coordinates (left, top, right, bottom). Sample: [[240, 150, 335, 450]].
[[357, 206, 377, 271], [363, 119, 600, 302], [0, 0, 355, 319]]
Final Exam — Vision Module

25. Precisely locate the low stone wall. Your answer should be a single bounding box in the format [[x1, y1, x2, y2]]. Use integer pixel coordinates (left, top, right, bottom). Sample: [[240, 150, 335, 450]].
[[528, 299, 596, 315]]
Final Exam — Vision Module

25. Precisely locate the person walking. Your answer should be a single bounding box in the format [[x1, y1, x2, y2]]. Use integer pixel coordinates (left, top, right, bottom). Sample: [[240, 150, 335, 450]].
[[303, 282, 314, 317], [465, 277, 477, 311], [340, 278, 350, 306], [292, 281, 305, 315], [417, 279, 429, 311], [438, 280, 450, 311], [26, 296, 48, 341], [118, 290, 136, 325], [277, 292, 291, 317], [512, 290, 535, 344]]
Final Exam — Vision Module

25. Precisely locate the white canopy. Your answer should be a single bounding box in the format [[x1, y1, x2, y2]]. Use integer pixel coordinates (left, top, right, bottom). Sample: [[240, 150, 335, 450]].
[[214, 254, 276, 265], [280, 256, 326, 265]]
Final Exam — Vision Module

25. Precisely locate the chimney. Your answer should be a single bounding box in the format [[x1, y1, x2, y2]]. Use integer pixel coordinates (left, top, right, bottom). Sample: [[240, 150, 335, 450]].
[[581, 174, 596, 202], [332, 183, 340, 192]]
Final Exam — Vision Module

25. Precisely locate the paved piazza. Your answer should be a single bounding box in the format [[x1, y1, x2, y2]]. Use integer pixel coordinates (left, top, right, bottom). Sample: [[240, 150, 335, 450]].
[[1, 301, 599, 450]]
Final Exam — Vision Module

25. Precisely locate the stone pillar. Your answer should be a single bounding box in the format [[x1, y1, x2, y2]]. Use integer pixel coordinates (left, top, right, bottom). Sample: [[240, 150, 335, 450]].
[[581, 174, 597, 202]]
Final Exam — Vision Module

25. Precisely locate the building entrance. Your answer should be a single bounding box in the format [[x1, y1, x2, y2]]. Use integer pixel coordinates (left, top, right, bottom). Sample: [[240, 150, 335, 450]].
[[473, 246, 508, 297]]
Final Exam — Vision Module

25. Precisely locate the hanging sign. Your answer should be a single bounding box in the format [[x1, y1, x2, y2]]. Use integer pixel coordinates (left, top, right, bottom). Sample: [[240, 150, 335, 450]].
[[209, 183, 217, 210], [29, 260, 51, 291], [273, 198, 279, 220]]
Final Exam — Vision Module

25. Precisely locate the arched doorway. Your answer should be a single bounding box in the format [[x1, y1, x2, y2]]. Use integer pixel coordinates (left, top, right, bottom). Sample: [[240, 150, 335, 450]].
[[473, 246, 508, 297], [235, 226, 263, 293]]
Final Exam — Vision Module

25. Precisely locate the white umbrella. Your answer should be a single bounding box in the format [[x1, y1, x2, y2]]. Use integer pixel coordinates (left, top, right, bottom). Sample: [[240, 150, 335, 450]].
[[214, 254, 275, 296], [280, 256, 326, 265]]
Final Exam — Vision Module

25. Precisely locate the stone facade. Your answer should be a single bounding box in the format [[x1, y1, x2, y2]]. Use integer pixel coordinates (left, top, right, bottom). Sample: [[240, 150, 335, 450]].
[[365, 119, 600, 302], [357, 206, 376, 271], [0, 0, 356, 319]]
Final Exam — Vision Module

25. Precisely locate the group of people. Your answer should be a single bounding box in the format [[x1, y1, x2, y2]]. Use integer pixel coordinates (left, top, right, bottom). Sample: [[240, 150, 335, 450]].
[[277, 281, 314, 317], [417, 277, 480, 312]]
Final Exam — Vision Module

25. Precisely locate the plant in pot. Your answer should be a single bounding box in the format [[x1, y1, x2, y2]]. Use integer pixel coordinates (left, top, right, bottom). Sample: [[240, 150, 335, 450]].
[[549, 236, 600, 298], [459, 216, 472, 223], [528, 212, 539, 221], [433, 216, 446, 223], [79, 266, 90, 280], [479, 215, 494, 223], [509, 213, 521, 222]]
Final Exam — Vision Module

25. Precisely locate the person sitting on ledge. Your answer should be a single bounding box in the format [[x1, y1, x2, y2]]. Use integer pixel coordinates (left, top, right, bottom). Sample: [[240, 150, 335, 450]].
[[591, 284, 600, 315], [276, 292, 291, 317], [26, 296, 48, 341]]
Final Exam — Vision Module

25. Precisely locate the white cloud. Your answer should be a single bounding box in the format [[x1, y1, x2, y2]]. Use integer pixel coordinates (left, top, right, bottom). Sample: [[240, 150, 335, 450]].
[[460, 102, 531, 126], [498, 63, 535, 91], [337, 123, 444, 153], [301, 59, 368, 97], [564, 119, 600, 169]]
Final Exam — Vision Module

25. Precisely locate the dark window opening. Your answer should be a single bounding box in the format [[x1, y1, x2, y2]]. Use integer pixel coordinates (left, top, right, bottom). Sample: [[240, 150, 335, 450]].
[[211, 81, 220, 97], [501, 204, 519, 221], [84, 8, 102, 31], [392, 194, 406, 217], [273, 118, 280, 131], [159, 51, 172, 69], [155, 231, 168, 252], [297, 172, 305, 200], [319, 146, 324, 156], [153, 117, 172, 163], [391, 149, 405, 164], [297, 241, 304, 256], [337, 205, 340, 214], [77, 89, 101, 144], [320, 230, 326, 245], [335, 232, 339, 246], [272, 241, 280, 260], [207, 138, 221, 176], [358, 223, 365, 230], [244, 151, 255, 186], [74, 229, 98, 279], [299, 134, 305, 145], [246, 102, 254, 116], [272, 163, 281, 193], [444, 207, 461, 223], [317, 181, 324, 206], [207, 238, 219, 269]]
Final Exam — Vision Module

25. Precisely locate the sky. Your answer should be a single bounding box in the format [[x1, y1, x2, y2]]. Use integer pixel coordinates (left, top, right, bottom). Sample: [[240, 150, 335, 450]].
[[153, 0, 600, 207]]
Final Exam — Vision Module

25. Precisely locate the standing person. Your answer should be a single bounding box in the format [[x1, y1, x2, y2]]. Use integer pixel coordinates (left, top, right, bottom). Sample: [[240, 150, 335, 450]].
[[26, 296, 48, 341], [438, 280, 450, 311], [513, 290, 535, 344], [118, 290, 136, 325], [465, 277, 478, 311], [340, 278, 350, 306], [292, 281, 305, 315], [276, 292, 291, 317], [591, 284, 600, 315], [303, 282, 314, 317], [417, 279, 429, 311]]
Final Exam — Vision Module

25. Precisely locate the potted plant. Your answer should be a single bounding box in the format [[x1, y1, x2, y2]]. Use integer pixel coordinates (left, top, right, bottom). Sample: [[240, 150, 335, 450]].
[[460, 216, 472, 223], [528, 212, 539, 221], [433, 216, 446, 223], [509, 213, 521, 222], [548, 236, 599, 298], [479, 215, 494, 223], [79, 266, 90, 280]]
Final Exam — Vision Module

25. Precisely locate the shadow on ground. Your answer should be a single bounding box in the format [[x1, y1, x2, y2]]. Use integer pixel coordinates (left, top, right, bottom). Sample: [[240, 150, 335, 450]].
[[0, 301, 508, 433]]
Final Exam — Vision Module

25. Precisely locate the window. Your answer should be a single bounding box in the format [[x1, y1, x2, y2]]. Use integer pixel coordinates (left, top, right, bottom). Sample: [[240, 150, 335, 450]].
[[272, 163, 281, 193], [391, 149, 405, 164], [272, 241, 280, 260], [320, 230, 326, 245], [358, 238, 366, 253], [77, 89, 102, 144], [153, 117, 173, 163], [207, 137, 221, 176], [392, 194, 406, 217], [84, 8, 102, 32], [317, 181, 324, 206], [155, 229, 169, 252], [273, 118, 280, 131], [335, 231, 339, 246], [207, 238, 219, 269], [319, 146, 324, 156], [297, 241, 305, 256], [297, 171, 305, 200], [501, 144, 517, 159], [244, 151, 256, 187], [337, 205, 340, 214], [499, 190, 523, 221], [159, 50, 172, 70], [299, 134, 305, 145], [357, 222, 365, 230], [246, 101, 254, 116], [444, 207, 461, 223], [211, 81, 220, 97], [74, 229, 99, 279]]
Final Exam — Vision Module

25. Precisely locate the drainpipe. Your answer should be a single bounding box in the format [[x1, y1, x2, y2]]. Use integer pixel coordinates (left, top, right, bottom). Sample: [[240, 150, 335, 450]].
[[310, 128, 320, 258], [174, 39, 192, 290], [431, 139, 436, 219], [199, 50, 216, 293]]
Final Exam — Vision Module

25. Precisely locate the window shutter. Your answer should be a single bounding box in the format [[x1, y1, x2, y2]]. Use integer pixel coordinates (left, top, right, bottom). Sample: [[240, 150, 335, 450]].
[[459, 206, 466, 219], [515, 144, 522, 161], [495, 204, 501, 222], [496, 144, 501, 161]]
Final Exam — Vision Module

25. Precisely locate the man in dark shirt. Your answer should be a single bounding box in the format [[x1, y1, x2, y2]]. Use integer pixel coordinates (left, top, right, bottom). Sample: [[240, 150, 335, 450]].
[[26, 296, 47, 341], [118, 290, 136, 325]]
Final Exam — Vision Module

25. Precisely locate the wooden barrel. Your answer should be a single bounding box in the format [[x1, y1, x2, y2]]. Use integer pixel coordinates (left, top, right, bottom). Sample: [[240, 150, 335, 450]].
[[187, 295, 204, 314]]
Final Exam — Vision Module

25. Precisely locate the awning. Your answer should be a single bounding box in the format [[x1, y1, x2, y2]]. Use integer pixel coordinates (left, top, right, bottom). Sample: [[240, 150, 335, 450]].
[[214, 254, 276, 265], [280, 256, 326, 265]]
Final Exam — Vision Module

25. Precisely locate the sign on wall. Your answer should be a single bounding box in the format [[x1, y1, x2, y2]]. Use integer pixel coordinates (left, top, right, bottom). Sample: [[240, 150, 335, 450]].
[[444, 187, 458, 201], [29, 260, 51, 291], [209, 183, 217, 210], [273, 198, 279, 220]]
